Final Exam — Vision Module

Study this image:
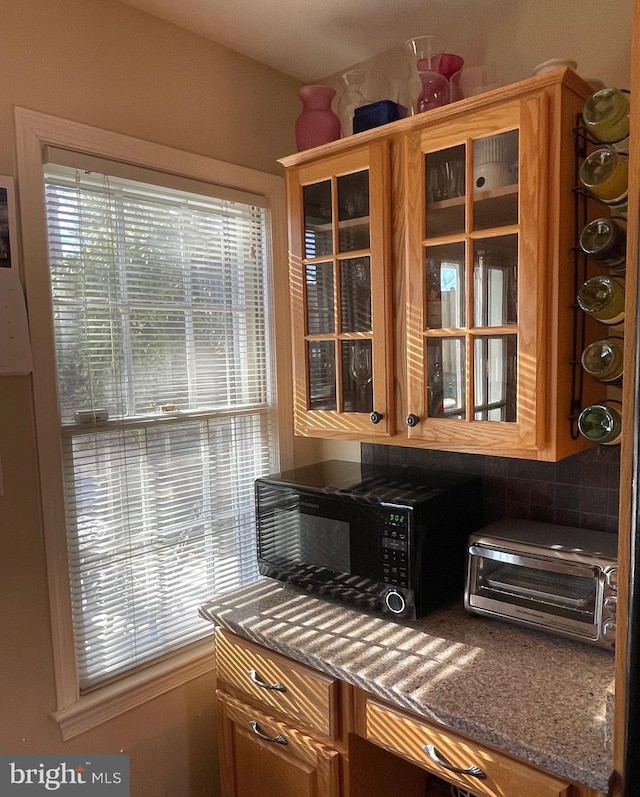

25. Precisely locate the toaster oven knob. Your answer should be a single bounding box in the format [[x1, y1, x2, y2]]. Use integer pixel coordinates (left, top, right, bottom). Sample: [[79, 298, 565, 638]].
[[384, 589, 406, 615], [606, 567, 618, 590], [604, 595, 618, 611]]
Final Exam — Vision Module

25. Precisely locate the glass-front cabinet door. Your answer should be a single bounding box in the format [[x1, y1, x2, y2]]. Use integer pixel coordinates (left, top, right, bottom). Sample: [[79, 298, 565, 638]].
[[286, 143, 394, 437], [405, 100, 543, 452]]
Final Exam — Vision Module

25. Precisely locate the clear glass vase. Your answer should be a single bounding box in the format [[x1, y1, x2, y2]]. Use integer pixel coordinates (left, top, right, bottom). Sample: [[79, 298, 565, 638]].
[[337, 70, 368, 137]]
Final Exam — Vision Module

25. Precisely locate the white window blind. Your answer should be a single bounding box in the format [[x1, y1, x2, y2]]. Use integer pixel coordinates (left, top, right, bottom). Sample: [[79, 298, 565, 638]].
[[43, 161, 278, 692]]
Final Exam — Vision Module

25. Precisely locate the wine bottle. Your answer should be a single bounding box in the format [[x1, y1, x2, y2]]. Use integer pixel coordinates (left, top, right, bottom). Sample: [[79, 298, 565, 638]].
[[579, 217, 627, 272], [581, 336, 624, 382], [582, 87, 630, 145], [577, 276, 625, 325], [577, 400, 622, 445], [579, 148, 628, 213]]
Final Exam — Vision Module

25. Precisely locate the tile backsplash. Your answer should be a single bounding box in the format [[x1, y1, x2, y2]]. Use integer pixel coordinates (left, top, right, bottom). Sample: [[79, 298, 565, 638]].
[[362, 444, 620, 534]]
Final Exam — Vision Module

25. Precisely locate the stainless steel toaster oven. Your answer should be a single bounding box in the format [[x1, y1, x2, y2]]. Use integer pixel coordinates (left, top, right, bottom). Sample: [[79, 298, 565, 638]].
[[464, 519, 618, 650]]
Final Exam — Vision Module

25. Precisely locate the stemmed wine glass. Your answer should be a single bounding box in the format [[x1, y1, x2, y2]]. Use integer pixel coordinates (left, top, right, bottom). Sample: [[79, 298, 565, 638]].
[[349, 341, 372, 412]]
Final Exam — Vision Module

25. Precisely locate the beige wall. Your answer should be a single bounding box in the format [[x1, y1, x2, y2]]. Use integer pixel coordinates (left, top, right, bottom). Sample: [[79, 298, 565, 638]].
[[0, 1, 306, 794]]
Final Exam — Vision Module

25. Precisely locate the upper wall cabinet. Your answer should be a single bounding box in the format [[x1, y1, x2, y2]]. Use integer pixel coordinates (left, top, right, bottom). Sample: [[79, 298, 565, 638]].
[[283, 143, 395, 437], [280, 69, 600, 460]]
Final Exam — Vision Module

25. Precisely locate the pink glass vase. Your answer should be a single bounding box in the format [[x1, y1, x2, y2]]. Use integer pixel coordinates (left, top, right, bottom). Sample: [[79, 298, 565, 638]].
[[295, 85, 341, 151]]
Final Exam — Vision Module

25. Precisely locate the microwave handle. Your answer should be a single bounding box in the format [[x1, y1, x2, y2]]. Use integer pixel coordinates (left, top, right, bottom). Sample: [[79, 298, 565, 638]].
[[467, 545, 600, 579]]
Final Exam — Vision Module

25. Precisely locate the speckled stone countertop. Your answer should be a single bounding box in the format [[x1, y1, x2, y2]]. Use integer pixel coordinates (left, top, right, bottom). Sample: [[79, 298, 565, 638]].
[[199, 578, 615, 793]]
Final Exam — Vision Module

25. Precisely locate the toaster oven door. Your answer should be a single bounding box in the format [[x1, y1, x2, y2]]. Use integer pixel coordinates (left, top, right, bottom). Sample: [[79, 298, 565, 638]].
[[465, 545, 602, 639]]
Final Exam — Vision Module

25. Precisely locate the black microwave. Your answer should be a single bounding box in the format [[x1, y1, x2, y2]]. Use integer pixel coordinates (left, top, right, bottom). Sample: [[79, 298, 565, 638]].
[[255, 460, 483, 619]]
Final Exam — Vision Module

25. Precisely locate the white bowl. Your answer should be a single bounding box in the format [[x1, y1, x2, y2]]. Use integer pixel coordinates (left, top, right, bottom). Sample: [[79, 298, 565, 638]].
[[533, 58, 577, 75], [473, 162, 513, 191]]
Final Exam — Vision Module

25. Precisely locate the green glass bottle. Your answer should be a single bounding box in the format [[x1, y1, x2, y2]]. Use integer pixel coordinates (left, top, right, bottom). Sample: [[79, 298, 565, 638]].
[[582, 87, 630, 145], [577, 400, 622, 445], [581, 337, 624, 383], [577, 276, 625, 325], [579, 217, 627, 272]]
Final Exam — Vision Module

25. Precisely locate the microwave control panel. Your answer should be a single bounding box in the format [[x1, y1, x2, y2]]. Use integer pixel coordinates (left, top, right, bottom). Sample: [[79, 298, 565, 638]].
[[381, 507, 410, 588]]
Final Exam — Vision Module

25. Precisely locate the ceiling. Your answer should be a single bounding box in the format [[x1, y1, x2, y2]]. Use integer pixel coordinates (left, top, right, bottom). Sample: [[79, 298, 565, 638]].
[[118, 0, 483, 83]]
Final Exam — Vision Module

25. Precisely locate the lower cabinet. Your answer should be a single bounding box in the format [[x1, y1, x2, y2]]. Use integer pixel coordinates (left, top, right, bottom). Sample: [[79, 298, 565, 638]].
[[214, 629, 606, 797], [217, 690, 341, 797]]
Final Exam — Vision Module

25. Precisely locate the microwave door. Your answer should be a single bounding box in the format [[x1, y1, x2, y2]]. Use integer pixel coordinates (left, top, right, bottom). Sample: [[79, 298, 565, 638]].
[[256, 485, 380, 596], [469, 547, 600, 626]]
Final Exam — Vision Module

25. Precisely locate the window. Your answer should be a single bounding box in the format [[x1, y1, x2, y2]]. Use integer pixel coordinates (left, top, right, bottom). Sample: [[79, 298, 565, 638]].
[[43, 160, 278, 691], [15, 108, 291, 736]]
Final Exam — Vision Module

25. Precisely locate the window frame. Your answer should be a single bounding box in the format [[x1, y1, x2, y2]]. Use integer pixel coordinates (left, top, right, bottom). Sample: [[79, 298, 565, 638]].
[[15, 107, 294, 739]]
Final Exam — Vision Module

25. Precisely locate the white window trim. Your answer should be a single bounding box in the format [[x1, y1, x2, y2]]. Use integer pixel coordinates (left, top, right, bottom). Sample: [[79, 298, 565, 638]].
[[14, 107, 294, 739]]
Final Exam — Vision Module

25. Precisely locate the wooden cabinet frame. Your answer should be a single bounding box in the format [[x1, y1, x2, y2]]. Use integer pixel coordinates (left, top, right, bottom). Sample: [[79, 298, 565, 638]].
[[280, 68, 600, 461], [284, 142, 395, 438]]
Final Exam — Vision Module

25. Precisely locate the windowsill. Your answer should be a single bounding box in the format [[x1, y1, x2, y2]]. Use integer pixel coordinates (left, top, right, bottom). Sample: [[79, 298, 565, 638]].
[[52, 638, 216, 740]]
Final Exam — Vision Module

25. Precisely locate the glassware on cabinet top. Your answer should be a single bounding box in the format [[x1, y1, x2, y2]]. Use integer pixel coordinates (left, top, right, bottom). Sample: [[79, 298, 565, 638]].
[[416, 70, 450, 112], [337, 70, 368, 137], [438, 53, 464, 81], [404, 35, 446, 72], [532, 58, 577, 75], [404, 35, 448, 114], [295, 85, 341, 152], [450, 64, 499, 101]]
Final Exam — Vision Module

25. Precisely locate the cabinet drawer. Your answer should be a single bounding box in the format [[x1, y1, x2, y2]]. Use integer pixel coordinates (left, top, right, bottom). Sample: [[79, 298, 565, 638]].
[[217, 690, 341, 797], [215, 628, 339, 739], [358, 695, 572, 797]]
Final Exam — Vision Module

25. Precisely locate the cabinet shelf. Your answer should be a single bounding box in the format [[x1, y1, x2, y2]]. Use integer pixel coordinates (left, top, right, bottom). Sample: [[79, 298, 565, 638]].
[[427, 183, 518, 212], [307, 216, 371, 232], [426, 184, 519, 238]]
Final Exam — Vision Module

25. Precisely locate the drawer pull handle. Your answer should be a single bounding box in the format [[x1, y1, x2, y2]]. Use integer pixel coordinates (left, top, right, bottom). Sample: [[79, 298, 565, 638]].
[[250, 720, 288, 745], [248, 668, 287, 692], [423, 744, 486, 779]]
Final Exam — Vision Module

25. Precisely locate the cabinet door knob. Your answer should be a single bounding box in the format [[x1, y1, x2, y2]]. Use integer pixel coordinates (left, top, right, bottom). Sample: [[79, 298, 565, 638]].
[[249, 720, 288, 745], [423, 744, 486, 779], [370, 411, 384, 424], [248, 668, 287, 692], [406, 413, 420, 427]]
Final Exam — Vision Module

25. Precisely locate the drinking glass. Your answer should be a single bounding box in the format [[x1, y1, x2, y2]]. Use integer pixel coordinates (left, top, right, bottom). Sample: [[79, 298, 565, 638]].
[[348, 341, 373, 411]]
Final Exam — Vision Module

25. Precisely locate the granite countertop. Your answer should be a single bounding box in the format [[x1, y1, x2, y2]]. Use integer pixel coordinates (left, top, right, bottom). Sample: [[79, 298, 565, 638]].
[[199, 578, 615, 793]]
